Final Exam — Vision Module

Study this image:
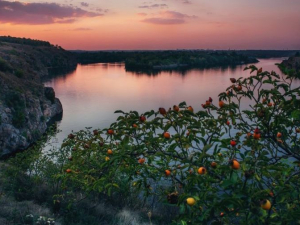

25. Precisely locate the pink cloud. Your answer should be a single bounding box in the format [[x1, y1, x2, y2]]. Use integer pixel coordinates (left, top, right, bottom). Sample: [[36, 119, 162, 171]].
[[141, 10, 197, 25], [137, 13, 148, 17], [138, 4, 168, 9], [71, 27, 92, 31], [80, 2, 89, 7], [0, 0, 102, 25]]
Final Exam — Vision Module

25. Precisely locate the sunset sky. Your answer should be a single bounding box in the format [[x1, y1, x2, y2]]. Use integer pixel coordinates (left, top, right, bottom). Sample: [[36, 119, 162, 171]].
[[0, 0, 299, 50]]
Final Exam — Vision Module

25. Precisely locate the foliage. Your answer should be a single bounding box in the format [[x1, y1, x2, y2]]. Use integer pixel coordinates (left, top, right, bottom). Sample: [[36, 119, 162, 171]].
[[5, 91, 26, 128], [2, 66, 300, 224], [125, 51, 258, 70], [75, 50, 258, 70], [0, 36, 52, 47], [277, 62, 300, 79], [57, 66, 300, 224], [235, 50, 299, 59], [0, 57, 12, 72], [14, 69, 24, 78]]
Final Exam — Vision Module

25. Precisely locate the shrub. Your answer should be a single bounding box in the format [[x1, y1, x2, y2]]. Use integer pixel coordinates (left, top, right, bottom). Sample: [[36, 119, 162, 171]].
[[5, 91, 26, 128], [0, 57, 11, 72], [44, 87, 55, 104], [12, 108, 26, 128], [14, 69, 24, 78], [58, 66, 300, 224]]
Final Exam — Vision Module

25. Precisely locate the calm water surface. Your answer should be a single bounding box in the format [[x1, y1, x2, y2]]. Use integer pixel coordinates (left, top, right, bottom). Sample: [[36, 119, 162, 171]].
[[44, 58, 293, 147]]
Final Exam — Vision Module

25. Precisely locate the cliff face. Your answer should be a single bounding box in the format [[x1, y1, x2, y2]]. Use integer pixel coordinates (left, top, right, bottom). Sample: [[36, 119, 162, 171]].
[[0, 37, 77, 156]]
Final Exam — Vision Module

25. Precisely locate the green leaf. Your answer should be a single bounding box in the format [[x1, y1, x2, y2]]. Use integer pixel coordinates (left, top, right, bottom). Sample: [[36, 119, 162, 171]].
[[114, 110, 125, 114], [221, 179, 234, 188], [179, 101, 187, 107], [203, 144, 213, 152], [291, 110, 300, 120], [181, 220, 187, 225]]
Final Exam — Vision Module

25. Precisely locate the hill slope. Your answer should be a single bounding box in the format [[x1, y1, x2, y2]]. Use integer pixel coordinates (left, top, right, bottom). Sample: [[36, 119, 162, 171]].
[[0, 36, 77, 156]]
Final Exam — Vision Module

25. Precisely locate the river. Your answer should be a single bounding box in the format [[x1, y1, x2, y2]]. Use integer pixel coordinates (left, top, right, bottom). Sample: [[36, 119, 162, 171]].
[[44, 58, 291, 148]]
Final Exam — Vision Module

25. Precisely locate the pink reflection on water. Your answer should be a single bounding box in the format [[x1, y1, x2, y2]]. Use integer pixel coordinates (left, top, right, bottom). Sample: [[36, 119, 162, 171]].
[[44, 58, 294, 146]]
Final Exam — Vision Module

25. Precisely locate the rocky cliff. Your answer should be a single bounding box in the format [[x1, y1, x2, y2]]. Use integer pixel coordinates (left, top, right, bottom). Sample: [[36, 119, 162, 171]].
[[0, 37, 77, 156]]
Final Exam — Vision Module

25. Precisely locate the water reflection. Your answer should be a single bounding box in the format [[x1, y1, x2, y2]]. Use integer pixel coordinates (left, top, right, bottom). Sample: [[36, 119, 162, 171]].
[[44, 58, 292, 148], [126, 64, 244, 77]]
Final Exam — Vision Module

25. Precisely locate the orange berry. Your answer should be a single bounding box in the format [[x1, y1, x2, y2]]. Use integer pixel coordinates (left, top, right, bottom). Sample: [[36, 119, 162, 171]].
[[253, 133, 261, 140], [107, 129, 114, 135], [186, 197, 196, 206], [211, 162, 217, 169], [138, 158, 145, 164], [159, 107, 167, 115], [165, 170, 171, 176], [164, 132, 171, 139], [187, 106, 194, 113], [66, 169, 72, 173], [261, 199, 271, 210], [107, 149, 113, 155], [230, 159, 240, 170], [219, 101, 225, 108], [173, 105, 180, 112], [277, 132, 282, 138], [197, 167, 206, 175]]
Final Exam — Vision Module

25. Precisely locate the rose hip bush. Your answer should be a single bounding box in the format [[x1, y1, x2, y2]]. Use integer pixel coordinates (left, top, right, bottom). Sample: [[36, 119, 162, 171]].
[[57, 66, 300, 224], [5, 66, 300, 224]]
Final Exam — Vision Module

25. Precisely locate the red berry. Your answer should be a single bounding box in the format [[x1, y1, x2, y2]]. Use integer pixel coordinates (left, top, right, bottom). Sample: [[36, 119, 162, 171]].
[[230, 140, 237, 147]]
